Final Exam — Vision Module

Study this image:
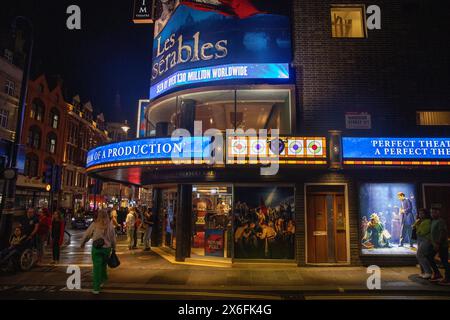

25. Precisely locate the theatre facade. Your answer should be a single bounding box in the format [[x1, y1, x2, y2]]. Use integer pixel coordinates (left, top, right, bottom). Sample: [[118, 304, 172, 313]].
[[87, 1, 450, 266]]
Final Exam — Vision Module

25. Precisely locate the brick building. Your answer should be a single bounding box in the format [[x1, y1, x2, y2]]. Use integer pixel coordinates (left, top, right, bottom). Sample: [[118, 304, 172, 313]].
[[17, 75, 66, 209]]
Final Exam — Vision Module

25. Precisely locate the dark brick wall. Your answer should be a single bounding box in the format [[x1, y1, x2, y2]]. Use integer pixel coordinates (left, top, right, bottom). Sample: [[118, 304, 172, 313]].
[[291, 0, 450, 136]]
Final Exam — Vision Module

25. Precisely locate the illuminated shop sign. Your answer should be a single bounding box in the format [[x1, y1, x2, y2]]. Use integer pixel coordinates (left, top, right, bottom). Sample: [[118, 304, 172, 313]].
[[150, 2, 291, 99], [86, 137, 211, 168], [343, 137, 450, 165], [150, 63, 289, 98]]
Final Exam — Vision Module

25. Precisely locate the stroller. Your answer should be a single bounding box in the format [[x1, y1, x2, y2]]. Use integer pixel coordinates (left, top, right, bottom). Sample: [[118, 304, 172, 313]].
[[0, 238, 39, 273]]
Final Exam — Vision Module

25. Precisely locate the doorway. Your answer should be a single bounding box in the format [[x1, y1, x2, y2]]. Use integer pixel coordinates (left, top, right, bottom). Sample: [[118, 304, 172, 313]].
[[423, 184, 450, 232], [306, 185, 349, 264]]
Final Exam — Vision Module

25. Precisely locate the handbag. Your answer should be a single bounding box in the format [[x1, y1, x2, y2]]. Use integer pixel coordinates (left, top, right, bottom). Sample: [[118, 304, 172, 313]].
[[92, 238, 105, 248], [107, 249, 120, 268], [92, 227, 106, 248]]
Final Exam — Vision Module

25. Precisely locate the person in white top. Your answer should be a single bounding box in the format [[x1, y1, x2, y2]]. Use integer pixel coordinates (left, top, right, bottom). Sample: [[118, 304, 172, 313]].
[[126, 209, 136, 250], [81, 209, 116, 294], [110, 205, 119, 228]]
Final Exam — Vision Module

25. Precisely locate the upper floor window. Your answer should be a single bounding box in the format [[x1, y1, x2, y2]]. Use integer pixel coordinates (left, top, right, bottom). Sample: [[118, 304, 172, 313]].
[[5, 79, 15, 96], [0, 109, 9, 128], [27, 126, 41, 149], [30, 99, 45, 121], [47, 133, 57, 154], [49, 108, 60, 129], [24, 153, 39, 177], [331, 6, 366, 38], [417, 111, 450, 126], [4, 49, 13, 63], [38, 84, 44, 94]]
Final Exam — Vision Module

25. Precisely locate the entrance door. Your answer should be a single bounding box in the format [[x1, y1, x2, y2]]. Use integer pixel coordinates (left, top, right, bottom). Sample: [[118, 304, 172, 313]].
[[306, 186, 348, 264], [424, 185, 450, 232]]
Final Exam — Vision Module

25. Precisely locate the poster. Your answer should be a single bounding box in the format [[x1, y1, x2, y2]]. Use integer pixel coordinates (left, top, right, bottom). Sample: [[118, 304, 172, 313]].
[[359, 183, 417, 255], [234, 186, 295, 259], [205, 229, 224, 257]]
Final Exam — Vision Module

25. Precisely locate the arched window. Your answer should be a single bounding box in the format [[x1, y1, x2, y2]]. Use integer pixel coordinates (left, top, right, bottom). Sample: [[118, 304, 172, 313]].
[[30, 98, 45, 121], [49, 108, 60, 129], [47, 132, 57, 154], [24, 153, 39, 177], [27, 126, 41, 149]]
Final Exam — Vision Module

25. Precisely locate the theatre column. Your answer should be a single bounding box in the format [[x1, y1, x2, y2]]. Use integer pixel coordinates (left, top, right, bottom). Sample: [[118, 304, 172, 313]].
[[152, 188, 163, 246], [174, 98, 195, 261], [175, 184, 192, 261]]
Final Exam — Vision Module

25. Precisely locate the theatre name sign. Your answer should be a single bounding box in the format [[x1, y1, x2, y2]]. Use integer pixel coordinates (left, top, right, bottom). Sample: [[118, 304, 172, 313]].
[[343, 137, 450, 166]]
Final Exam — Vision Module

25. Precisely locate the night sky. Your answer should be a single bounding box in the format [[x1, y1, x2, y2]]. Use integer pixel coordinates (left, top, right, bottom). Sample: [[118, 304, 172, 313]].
[[2, 0, 154, 127]]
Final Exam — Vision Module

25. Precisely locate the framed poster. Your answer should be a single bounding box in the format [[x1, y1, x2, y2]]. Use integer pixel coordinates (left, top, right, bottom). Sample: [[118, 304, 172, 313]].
[[359, 183, 417, 256]]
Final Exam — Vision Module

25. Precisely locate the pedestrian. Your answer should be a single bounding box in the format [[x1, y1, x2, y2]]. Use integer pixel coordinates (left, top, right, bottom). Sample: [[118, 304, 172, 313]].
[[81, 209, 116, 294], [143, 208, 154, 251], [110, 205, 119, 228], [36, 208, 52, 264], [413, 208, 433, 279], [22, 208, 39, 244], [133, 208, 141, 249], [126, 208, 136, 250], [51, 210, 65, 265], [427, 208, 450, 285]]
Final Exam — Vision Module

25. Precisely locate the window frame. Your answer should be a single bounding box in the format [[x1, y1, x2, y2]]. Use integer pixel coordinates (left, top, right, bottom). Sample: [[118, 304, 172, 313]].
[[0, 109, 9, 128], [5, 79, 15, 96], [330, 5, 368, 39]]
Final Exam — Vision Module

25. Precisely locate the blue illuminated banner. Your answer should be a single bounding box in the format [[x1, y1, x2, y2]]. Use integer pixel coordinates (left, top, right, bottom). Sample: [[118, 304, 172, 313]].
[[86, 137, 211, 168], [150, 63, 289, 99], [343, 137, 450, 159]]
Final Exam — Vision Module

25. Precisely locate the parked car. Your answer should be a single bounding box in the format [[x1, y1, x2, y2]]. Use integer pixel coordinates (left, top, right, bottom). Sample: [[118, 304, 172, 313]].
[[71, 213, 94, 229]]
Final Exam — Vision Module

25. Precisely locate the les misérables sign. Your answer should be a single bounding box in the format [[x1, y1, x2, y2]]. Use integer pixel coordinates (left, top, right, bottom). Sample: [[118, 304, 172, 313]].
[[150, 0, 292, 99]]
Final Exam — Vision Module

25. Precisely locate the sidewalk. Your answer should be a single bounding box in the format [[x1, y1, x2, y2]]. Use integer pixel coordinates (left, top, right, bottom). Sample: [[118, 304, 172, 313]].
[[1, 234, 449, 297]]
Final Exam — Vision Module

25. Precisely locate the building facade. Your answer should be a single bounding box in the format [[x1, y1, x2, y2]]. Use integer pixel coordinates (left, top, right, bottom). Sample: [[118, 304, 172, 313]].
[[0, 31, 24, 206], [18, 75, 67, 209], [86, 1, 450, 266], [60, 96, 110, 212]]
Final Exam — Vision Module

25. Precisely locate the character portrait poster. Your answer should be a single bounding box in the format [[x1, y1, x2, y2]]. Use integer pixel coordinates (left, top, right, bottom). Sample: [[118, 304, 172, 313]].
[[359, 183, 417, 256]]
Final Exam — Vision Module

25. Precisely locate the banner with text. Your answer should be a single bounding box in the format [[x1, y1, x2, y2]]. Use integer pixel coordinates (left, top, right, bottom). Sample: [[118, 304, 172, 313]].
[[343, 137, 450, 159]]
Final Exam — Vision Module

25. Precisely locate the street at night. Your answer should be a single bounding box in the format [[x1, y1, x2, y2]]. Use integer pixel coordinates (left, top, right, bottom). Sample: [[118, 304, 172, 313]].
[[1, 0, 450, 314], [0, 227, 449, 300]]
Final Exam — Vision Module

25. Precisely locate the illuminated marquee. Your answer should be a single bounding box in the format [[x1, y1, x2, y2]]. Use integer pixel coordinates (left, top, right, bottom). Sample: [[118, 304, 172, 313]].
[[86, 137, 211, 168], [86, 136, 328, 172], [343, 137, 450, 166], [150, 3, 291, 99]]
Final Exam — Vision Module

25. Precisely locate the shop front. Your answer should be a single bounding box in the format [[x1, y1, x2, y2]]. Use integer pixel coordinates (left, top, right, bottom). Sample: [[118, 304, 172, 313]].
[[86, 133, 328, 264], [15, 175, 51, 211]]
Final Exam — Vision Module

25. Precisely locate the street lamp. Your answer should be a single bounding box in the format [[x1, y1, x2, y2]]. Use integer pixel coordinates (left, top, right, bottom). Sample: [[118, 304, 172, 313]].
[[121, 120, 131, 135], [0, 16, 34, 248]]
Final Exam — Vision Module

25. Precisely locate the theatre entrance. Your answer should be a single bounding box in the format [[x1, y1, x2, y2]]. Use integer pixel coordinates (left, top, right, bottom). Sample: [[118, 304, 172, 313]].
[[306, 185, 349, 264]]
